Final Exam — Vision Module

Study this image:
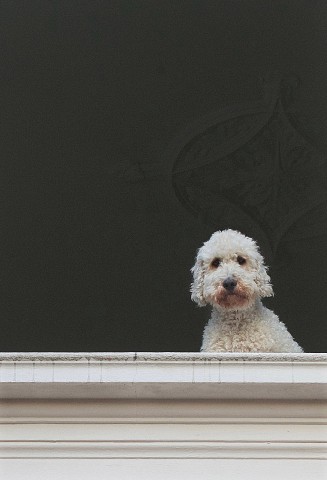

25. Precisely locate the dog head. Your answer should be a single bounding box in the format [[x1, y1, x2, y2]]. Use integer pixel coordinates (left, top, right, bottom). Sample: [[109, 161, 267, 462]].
[[191, 229, 273, 310]]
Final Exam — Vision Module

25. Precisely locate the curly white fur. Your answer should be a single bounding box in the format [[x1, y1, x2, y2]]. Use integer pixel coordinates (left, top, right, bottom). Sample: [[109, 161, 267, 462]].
[[191, 229, 303, 353]]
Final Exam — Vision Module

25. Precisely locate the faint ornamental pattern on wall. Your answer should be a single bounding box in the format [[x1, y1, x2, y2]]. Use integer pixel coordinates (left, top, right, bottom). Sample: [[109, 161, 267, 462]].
[[172, 74, 327, 260]]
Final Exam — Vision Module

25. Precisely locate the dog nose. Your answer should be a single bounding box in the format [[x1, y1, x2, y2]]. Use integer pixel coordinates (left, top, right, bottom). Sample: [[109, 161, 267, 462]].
[[223, 277, 237, 291]]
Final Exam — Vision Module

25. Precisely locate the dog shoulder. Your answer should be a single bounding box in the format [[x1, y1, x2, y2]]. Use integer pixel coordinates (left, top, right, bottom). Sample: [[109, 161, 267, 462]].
[[260, 306, 303, 353]]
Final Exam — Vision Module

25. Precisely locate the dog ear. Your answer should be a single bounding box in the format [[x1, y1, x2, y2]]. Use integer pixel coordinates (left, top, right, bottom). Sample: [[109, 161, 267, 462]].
[[254, 260, 274, 298], [190, 257, 207, 307]]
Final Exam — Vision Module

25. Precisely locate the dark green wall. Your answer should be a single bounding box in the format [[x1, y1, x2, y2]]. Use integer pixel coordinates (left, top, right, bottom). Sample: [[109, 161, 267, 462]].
[[1, 1, 326, 352]]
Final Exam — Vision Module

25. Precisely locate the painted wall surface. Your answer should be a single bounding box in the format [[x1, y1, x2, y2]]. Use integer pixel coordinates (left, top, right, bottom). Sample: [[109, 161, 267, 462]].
[[0, 1, 326, 352]]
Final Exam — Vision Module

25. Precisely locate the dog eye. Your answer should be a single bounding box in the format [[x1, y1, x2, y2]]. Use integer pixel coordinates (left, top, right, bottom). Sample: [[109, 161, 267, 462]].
[[211, 258, 221, 268], [237, 256, 246, 265]]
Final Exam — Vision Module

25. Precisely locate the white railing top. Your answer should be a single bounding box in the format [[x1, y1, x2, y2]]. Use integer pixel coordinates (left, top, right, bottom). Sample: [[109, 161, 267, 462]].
[[1, 351, 326, 362], [0, 352, 326, 401]]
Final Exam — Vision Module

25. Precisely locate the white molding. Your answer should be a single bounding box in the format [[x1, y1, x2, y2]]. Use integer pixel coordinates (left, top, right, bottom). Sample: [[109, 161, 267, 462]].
[[0, 352, 326, 400], [1, 352, 326, 361], [1, 441, 326, 460], [1, 398, 326, 422], [1, 353, 326, 479], [1, 412, 326, 461]]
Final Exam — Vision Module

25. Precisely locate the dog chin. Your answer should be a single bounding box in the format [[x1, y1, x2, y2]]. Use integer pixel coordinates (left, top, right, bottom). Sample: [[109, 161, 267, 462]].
[[213, 293, 252, 310]]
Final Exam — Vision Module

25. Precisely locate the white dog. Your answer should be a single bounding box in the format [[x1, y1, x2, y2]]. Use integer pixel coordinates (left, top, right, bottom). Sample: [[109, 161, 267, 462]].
[[191, 229, 303, 353]]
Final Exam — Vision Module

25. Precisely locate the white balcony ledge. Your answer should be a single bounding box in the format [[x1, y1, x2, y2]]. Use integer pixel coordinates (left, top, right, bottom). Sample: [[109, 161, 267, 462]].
[[0, 352, 326, 400], [1, 353, 326, 479]]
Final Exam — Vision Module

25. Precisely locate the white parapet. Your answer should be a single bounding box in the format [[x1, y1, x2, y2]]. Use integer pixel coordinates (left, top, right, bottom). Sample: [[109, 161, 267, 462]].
[[0, 352, 326, 400], [0, 353, 326, 480]]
